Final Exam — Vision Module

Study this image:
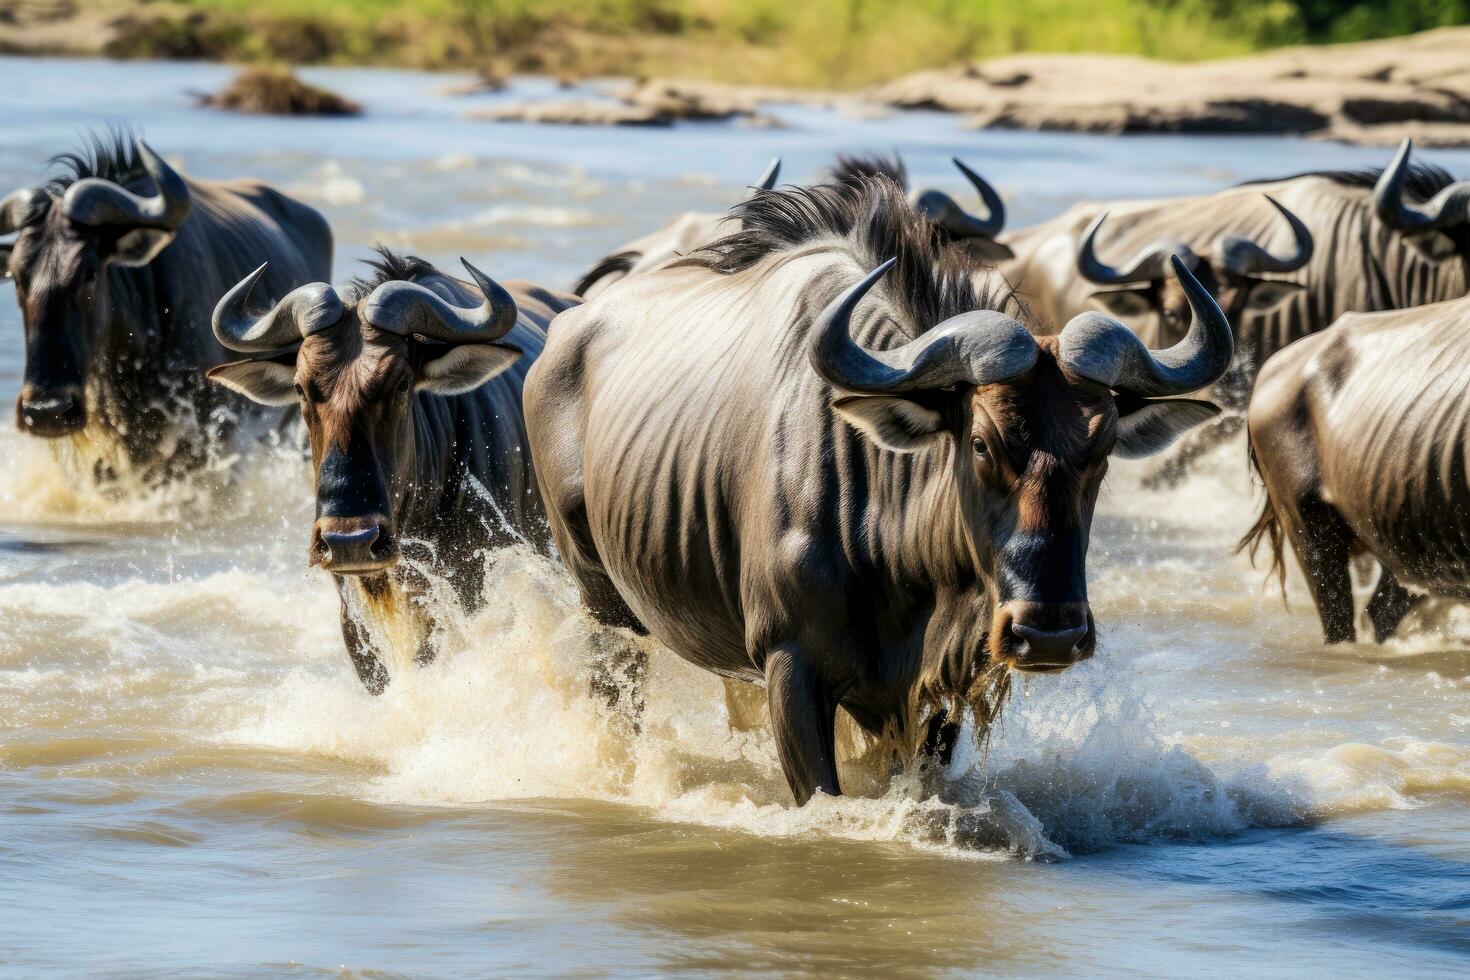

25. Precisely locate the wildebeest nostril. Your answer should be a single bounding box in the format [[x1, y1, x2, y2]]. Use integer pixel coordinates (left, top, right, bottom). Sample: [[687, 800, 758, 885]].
[[322, 527, 380, 550], [1011, 622, 1090, 658], [316, 525, 387, 569]]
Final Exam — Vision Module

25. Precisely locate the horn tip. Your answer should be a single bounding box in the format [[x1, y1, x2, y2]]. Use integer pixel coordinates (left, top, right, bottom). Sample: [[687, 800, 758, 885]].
[[460, 256, 494, 282], [1081, 210, 1109, 241]]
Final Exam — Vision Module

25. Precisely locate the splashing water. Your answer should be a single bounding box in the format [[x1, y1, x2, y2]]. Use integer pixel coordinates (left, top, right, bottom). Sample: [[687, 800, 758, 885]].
[[3, 57, 1469, 974]]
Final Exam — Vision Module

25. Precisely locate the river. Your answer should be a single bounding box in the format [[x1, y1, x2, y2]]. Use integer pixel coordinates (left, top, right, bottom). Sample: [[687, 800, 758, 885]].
[[0, 55, 1467, 977]]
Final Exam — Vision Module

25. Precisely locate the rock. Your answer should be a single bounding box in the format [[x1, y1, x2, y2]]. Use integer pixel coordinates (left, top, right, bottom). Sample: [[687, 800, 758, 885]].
[[469, 99, 671, 127], [197, 67, 360, 117], [469, 78, 828, 128], [619, 78, 840, 120], [1316, 120, 1470, 149], [868, 27, 1470, 145], [441, 67, 508, 97]]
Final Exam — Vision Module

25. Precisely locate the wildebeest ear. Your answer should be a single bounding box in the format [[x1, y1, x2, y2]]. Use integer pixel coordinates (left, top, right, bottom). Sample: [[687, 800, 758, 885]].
[[415, 342, 522, 395], [832, 395, 946, 453], [961, 237, 1016, 263], [107, 228, 175, 267], [1113, 396, 1219, 459], [206, 357, 298, 406], [1404, 231, 1458, 263], [1244, 278, 1304, 313], [1088, 287, 1154, 319]]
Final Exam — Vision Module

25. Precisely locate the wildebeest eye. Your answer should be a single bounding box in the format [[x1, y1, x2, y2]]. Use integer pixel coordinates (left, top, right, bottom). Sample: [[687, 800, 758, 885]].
[[972, 438, 988, 459], [294, 383, 306, 401], [396, 376, 412, 396]]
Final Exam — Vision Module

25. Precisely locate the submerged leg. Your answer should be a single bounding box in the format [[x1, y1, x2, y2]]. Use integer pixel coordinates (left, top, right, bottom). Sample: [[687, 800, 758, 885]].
[[764, 645, 840, 805], [414, 618, 439, 667], [920, 710, 962, 769], [1365, 564, 1421, 643], [339, 598, 389, 695], [1284, 495, 1357, 644], [587, 627, 647, 731]]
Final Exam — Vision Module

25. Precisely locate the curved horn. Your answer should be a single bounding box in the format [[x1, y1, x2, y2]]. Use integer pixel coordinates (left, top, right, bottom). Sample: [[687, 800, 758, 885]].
[[910, 157, 1006, 239], [1, 187, 47, 235], [361, 257, 518, 343], [1077, 211, 1200, 285], [212, 262, 345, 352], [1215, 195, 1313, 276], [1059, 255, 1233, 397], [809, 258, 1039, 395], [752, 157, 781, 193], [61, 139, 191, 231], [1374, 138, 1470, 234]]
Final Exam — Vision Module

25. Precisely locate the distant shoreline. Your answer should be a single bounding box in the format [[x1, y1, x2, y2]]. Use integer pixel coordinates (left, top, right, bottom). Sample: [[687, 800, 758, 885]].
[[3, 3, 1468, 146], [0, 0, 1457, 89]]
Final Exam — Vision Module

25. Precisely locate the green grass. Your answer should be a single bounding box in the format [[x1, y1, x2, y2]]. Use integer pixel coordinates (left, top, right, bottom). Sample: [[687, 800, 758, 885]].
[[132, 1, 1464, 86]]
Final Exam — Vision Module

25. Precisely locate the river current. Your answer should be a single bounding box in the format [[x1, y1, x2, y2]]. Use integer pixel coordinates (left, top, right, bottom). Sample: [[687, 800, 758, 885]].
[[1, 55, 1467, 977]]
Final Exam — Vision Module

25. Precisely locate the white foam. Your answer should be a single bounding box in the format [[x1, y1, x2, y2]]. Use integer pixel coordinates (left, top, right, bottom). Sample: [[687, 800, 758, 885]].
[[5, 426, 1465, 860]]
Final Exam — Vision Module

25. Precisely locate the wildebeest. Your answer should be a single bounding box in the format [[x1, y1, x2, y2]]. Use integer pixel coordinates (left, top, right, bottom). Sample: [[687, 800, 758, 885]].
[[1000, 139, 1470, 380], [207, 249, 574, 692], [572, 155, 1012, 297], [0, 133, 332, 482], [1242, 293, 1470, 644], [1000, 188, 1312, 360], [572, 158, 781, 298], [526, 176, 1233, 803]]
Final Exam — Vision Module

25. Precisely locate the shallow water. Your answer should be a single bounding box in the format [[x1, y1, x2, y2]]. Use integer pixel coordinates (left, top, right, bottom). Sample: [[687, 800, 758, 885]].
[[1, 56, 1468, 978]]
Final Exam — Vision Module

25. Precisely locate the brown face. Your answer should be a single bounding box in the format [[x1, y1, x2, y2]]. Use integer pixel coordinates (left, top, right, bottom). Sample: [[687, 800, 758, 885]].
[[964, 342, 1115, 671], [207, 304, 523, 576], [292, 323, 418, 575], [834, 338, 1216, 674]]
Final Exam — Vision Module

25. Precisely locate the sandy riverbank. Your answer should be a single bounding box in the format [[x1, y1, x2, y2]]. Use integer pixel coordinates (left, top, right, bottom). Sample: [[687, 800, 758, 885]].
[[4, 3, 1468, 145]]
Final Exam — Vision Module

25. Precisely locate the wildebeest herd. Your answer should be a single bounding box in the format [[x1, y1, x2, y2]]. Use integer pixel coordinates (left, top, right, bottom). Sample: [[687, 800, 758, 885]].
[[3, 132, 1469, 804]]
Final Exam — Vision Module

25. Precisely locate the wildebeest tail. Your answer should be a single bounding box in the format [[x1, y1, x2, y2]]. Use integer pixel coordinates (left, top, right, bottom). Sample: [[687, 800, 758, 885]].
[[1238, 440, 1287, 600], [572, 250, 640, 297]]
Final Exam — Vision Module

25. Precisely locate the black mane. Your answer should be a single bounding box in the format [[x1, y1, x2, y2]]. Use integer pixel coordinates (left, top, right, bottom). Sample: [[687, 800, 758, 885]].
[[829, 154, 908, 189], [347, 246, 443, 298], [695, 175, 1017, 330], [46, 128, 145, 195], [1239, 162, 1457, 204]]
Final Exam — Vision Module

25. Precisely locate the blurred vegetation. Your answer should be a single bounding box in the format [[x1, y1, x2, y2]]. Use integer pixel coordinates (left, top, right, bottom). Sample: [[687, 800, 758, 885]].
[[97, 0, 1470, 86]]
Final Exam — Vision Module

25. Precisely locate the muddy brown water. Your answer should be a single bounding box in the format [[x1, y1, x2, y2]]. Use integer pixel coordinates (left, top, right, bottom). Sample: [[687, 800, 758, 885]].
[[1, 56, 1467, 978]]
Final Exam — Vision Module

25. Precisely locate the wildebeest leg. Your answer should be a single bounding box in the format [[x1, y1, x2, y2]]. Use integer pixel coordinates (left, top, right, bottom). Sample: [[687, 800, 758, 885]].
[[1284, 496, 1356, 644], [413, 613, 438, 667], [1365, 565, 1421, 643], [339, 598, 389, 694], [558, 499, 649, 636], [765, 646, 839, 805], [586, 627, 647, 731], [920, 710, 962, 768]]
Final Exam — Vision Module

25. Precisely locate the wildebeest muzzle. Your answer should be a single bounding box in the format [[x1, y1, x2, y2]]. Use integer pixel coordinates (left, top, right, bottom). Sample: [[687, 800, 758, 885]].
[[311, 515, 398, 575], [15, 384, 85, 437], [992, 600, 1096, 672]]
